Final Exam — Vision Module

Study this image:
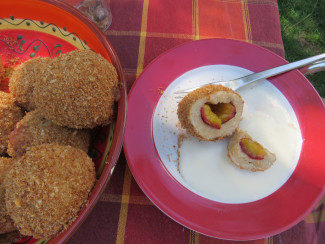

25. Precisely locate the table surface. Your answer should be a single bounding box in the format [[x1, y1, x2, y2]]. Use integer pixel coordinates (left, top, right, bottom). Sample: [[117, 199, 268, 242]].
[[68, 0, 325, 243]]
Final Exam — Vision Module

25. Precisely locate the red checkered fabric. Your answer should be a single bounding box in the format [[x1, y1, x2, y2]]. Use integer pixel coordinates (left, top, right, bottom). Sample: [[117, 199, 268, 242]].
[[68, 0, 324, 243]]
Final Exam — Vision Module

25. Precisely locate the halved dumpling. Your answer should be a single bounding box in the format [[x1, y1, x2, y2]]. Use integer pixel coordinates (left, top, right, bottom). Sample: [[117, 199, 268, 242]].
[[177, 84, 244, 141], [227, 129, 276, 171]]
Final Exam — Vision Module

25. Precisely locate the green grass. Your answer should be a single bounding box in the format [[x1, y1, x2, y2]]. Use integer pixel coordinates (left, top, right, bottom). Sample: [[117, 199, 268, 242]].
[[278, 0, 325, 97]]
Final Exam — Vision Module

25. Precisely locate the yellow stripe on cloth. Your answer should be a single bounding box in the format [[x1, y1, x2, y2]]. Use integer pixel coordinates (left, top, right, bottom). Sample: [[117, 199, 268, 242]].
[[253, 41, 285, 51], [241, 0, 253, 43], [265, 236, 274, 244], [116, 166, 133, 244], [136, 0, 150, 78], [305, 213, 315, 223], [215, 0, 277, 7], [116, 3, 150, 240], [192, 0, 199, 40], [190, 230, 200, 244], [100, 193, 122, 203], [305, 194, 325, 223], [122, 68, 138, 76], [106, 30, 256, 43], [148, 31, 194, 39], [305, 210, 325, 223]]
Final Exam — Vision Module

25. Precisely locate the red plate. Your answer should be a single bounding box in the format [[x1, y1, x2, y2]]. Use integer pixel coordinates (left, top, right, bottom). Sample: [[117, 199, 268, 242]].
[[123, 39, 325, 240]]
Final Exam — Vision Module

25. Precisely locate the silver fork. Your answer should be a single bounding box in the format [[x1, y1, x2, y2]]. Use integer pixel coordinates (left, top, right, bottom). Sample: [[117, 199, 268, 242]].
[[174, 53, 325, 98]]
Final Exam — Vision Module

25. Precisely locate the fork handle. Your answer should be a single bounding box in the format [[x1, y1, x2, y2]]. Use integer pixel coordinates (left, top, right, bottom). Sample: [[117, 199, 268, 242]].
[[299, 59, 325, 75], [231, 53, 325, 89]]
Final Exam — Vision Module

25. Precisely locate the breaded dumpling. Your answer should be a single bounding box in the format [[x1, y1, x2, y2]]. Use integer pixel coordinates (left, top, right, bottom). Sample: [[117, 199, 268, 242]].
[[9, 57, 51, 111], [177, 84, 244, 141], [0, 158, 16, 235], [0, 58, 4, 81], [4, 143, 96, 239], [7, 110, 90, 158], [0, 92, 24, 155], [227, 129, 276, 171], [33, 50, 120, 129]]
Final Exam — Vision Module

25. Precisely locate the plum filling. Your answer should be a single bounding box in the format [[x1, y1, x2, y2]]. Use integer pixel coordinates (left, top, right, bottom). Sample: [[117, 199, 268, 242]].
[[200, 103, 236, 129], [239, 138, 266, 160], [200, 104, 222, 129]]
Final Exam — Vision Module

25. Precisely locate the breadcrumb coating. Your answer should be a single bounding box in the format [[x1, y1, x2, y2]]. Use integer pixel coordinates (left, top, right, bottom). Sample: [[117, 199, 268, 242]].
[[33, 50, 120, 129], [0, 158, 16, 234], [9, 57, 52, 111], [7, 110, 90, 158], [4, 143, 96, 239], [0, 92, 24, 155]]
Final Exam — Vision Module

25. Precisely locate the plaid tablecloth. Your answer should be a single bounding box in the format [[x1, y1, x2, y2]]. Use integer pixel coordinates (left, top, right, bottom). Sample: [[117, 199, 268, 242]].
[[68, 0, 325, 243]]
